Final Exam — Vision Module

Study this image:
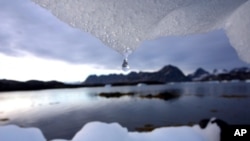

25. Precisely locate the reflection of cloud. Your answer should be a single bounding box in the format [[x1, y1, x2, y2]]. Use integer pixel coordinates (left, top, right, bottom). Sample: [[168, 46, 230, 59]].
[[0, 96, 32, 113]]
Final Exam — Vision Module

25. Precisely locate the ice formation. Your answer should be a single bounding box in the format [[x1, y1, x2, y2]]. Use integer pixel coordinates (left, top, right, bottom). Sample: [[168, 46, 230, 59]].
[[0, 118, 220, 141], [0, 125, 46, 141], [30, 0, 250, 63]]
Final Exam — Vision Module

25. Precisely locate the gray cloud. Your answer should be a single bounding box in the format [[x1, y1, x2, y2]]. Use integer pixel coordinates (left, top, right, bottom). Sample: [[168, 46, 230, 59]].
[[0, 0, 122, 68]]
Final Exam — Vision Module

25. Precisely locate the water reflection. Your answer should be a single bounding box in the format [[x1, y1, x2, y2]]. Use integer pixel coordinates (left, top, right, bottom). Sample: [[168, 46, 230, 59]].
[[0, 82, 250, 139], [0, 88, 98, 120]]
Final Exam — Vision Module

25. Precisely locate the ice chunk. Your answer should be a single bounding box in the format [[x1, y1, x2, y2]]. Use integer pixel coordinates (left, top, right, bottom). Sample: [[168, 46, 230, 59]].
[[0, 118, 220, 141], [70, 119, 220, 141], [72, 122, 129, 141], [225, 0, 250, 63], [0, 125, 46, 141], [30, 0, 250, 63]]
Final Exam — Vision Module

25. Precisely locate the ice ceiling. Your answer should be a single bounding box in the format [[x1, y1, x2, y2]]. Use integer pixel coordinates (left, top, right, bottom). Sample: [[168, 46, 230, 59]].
[[31, 0, 250, 64]]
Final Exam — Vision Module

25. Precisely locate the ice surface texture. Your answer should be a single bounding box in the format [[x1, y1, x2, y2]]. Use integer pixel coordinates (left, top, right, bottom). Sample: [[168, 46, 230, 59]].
[[0, 118, 220, 141], [31, 0, 250, 62]]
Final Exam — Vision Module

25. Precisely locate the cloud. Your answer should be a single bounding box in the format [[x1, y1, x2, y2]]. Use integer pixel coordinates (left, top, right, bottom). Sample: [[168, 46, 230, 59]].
[[0, 0, 122, 69]]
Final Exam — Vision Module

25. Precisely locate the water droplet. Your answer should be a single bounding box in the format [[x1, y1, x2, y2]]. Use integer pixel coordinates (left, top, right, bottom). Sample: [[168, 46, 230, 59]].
[[122, 58, 129, 71], [121, 47, 132, 71]]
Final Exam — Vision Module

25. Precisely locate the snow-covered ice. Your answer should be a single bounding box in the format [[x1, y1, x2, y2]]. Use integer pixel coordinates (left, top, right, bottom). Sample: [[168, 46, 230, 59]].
[[0, 118, 221, 141], [31, 0, 250, 63]]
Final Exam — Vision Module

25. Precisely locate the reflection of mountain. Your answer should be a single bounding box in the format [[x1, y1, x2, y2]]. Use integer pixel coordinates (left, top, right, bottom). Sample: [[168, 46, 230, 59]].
[[84, 65, 189, 85], [1, 65, 250, 92]]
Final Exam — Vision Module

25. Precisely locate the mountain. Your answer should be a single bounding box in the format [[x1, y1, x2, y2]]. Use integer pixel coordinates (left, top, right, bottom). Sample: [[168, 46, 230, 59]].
[[84, 65, 190, 85], [198, 67, 250, 81], [187, 68, 210, 81]]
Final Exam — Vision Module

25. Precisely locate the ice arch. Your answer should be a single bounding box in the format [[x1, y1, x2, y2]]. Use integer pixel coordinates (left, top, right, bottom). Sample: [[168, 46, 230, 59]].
[[31, 0, 250, 63]]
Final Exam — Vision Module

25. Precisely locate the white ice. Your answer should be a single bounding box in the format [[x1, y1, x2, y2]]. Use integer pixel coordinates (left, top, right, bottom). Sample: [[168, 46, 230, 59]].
[[0, 118, 220, 141], [0, 125, 46, 141], [30, 0, 250, 63]]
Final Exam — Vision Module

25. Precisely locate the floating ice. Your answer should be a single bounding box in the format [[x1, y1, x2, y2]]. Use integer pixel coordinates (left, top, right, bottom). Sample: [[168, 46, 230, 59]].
[[31, 0, 250, 63], [0, 118, 220, 141]]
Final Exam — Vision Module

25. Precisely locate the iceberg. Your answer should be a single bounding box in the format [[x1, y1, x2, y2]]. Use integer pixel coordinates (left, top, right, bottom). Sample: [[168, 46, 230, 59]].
[[30, 0, 250, 63]]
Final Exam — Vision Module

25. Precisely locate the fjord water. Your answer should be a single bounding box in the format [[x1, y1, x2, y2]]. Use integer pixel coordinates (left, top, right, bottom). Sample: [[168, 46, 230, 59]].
[[0, 82, 250, 140]]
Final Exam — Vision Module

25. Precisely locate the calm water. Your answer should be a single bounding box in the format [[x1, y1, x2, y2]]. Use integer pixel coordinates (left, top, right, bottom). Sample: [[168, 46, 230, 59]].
[[0, 81, 250, 140]]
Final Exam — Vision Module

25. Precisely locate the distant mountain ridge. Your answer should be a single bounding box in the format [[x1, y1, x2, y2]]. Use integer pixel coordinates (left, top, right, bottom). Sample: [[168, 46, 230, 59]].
[[84, 65, 189, 85], [84, 65, 250, 85], [199, 67, 250, 81]]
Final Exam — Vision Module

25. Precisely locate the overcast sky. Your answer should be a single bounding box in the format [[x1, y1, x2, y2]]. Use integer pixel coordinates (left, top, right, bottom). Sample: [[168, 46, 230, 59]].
[[0, 0, 249, 82]]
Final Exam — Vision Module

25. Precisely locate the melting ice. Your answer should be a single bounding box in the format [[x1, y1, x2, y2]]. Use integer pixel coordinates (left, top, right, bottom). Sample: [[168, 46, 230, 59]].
[[0, 118, 221, 141], [31, 0, 250, 65]]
